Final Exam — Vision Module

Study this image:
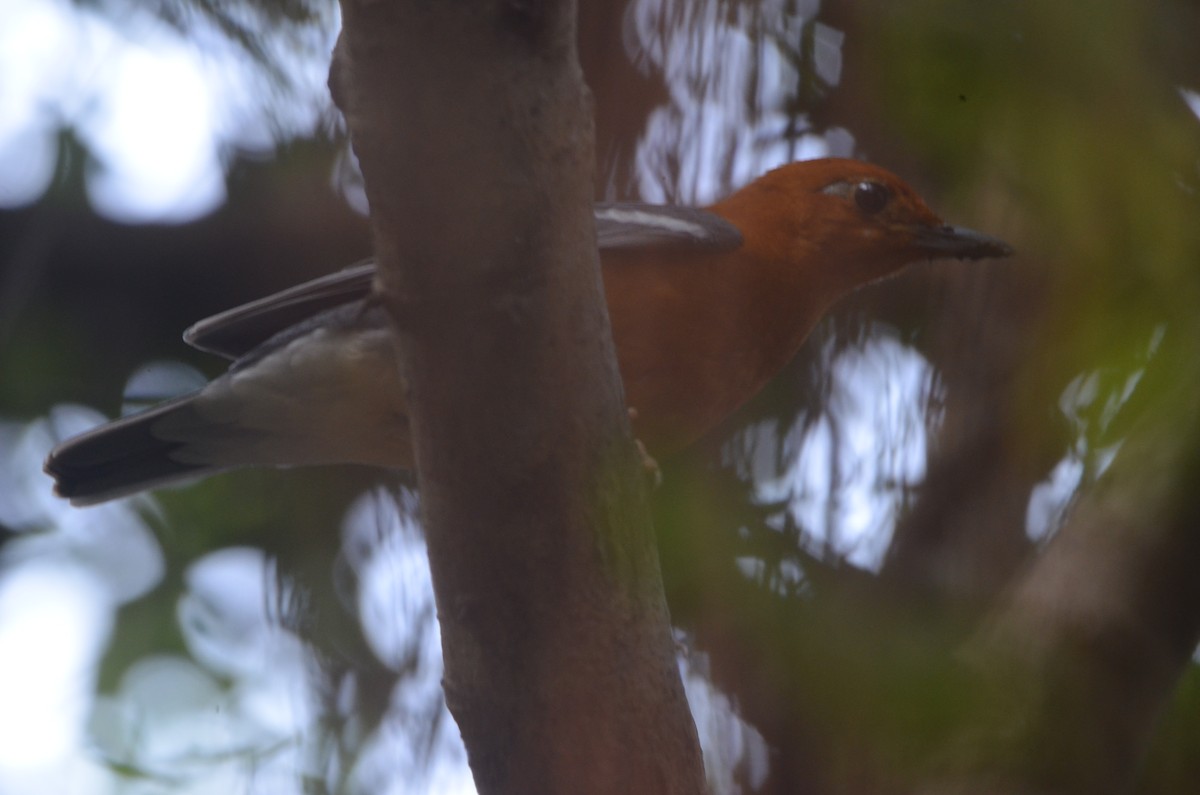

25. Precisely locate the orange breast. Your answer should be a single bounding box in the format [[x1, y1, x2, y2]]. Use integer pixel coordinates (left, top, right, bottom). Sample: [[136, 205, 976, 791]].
[[601, 247, 828, 455]]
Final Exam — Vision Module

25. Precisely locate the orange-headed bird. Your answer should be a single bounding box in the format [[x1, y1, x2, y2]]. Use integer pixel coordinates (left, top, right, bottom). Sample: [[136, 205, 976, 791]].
[[45, 159, 1011, 505]]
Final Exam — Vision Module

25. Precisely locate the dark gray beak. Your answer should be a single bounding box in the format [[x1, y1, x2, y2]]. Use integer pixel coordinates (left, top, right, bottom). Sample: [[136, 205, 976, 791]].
[[915, 224, 1014, 261]]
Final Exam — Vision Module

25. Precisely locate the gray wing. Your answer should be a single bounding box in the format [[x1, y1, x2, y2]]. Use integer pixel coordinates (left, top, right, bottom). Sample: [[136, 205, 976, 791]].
[[594, 203, 743, 251], [184, 261, 377, 360], [184, 204, 743, 360]]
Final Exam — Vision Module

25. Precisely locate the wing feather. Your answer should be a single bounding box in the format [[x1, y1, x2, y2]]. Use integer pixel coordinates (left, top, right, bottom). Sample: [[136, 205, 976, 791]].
[[184, 261, 376, 359], [183, 204, 742, 360]]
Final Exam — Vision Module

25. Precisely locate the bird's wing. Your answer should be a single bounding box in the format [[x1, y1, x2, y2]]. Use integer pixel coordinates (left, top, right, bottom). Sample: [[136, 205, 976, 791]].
[[184, 205, 743, 360], [594, 203, 744, 251], [184, 261, 377, 359]]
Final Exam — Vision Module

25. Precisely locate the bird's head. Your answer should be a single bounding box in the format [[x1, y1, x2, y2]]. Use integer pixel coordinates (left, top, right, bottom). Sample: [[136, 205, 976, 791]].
[[718, 158, 1013, 296]]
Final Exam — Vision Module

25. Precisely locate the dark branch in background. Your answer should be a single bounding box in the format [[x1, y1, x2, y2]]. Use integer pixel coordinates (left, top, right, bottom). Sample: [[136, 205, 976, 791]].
[[330, 2, 704, 793], [879, 267, 1052, 607], [920, 356, 1200, 795]]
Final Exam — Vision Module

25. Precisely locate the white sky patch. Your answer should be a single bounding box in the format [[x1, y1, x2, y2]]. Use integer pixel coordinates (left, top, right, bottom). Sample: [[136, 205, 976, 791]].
[[0, 0, 337, 220], [0, 0, 224, 219], [1181, 86, 1200, 122], [0, 126, 56, 207], [0, 563, 112, 769], [121, 360, 211, 415], [627, 0, 849, 203], [748, 333, 939, 572], [1025, 455, 1083, 543], [178, 547, 296, 680], [83, 39, 226, 222], [0, 0, 71, 206], [340, 489, 477, 795], [680, 645, 769, 792], [67, 548, 325, 789]]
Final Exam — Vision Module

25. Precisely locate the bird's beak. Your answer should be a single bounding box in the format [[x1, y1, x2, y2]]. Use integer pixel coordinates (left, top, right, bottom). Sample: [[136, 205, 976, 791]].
[[913, 224, 1014, 261]]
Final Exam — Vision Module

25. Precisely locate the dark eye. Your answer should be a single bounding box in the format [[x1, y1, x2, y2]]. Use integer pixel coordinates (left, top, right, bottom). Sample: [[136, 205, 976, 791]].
[[853, 181, 890, 214]]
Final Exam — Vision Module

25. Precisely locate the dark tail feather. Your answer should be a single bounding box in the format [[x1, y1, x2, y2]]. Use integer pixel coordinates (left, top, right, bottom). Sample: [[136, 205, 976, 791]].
[[44, 396, 224, 506]]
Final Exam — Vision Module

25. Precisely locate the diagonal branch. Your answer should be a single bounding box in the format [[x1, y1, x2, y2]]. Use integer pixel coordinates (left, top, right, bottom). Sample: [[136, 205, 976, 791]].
[[923, 369, 1200, 795]]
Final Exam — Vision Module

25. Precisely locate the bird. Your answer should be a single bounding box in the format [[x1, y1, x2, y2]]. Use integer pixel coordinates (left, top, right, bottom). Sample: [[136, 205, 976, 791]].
[[44, 158, 1012, 505]]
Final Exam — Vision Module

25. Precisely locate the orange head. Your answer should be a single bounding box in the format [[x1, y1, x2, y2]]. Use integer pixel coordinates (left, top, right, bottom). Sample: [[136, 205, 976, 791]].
[[711, 158, 1012, 299]]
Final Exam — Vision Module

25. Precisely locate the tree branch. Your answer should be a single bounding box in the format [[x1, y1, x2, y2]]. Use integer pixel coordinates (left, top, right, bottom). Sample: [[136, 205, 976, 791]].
[[923, 373, 1200, 795]]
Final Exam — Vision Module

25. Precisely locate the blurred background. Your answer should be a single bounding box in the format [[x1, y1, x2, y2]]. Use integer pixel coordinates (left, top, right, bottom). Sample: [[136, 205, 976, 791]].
[[2, 0, 1200, 793]]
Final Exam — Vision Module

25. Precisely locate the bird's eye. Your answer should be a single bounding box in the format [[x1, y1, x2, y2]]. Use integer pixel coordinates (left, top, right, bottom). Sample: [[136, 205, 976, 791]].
[[853, 181, 890, 214]]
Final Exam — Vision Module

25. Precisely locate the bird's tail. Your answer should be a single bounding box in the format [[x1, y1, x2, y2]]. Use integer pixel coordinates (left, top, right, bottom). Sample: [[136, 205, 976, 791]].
[[44, 396, 229, 506]]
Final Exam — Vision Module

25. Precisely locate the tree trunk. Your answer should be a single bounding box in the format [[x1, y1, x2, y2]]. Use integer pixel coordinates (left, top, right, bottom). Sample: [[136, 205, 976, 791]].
[[329, 2, 706, 793]]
